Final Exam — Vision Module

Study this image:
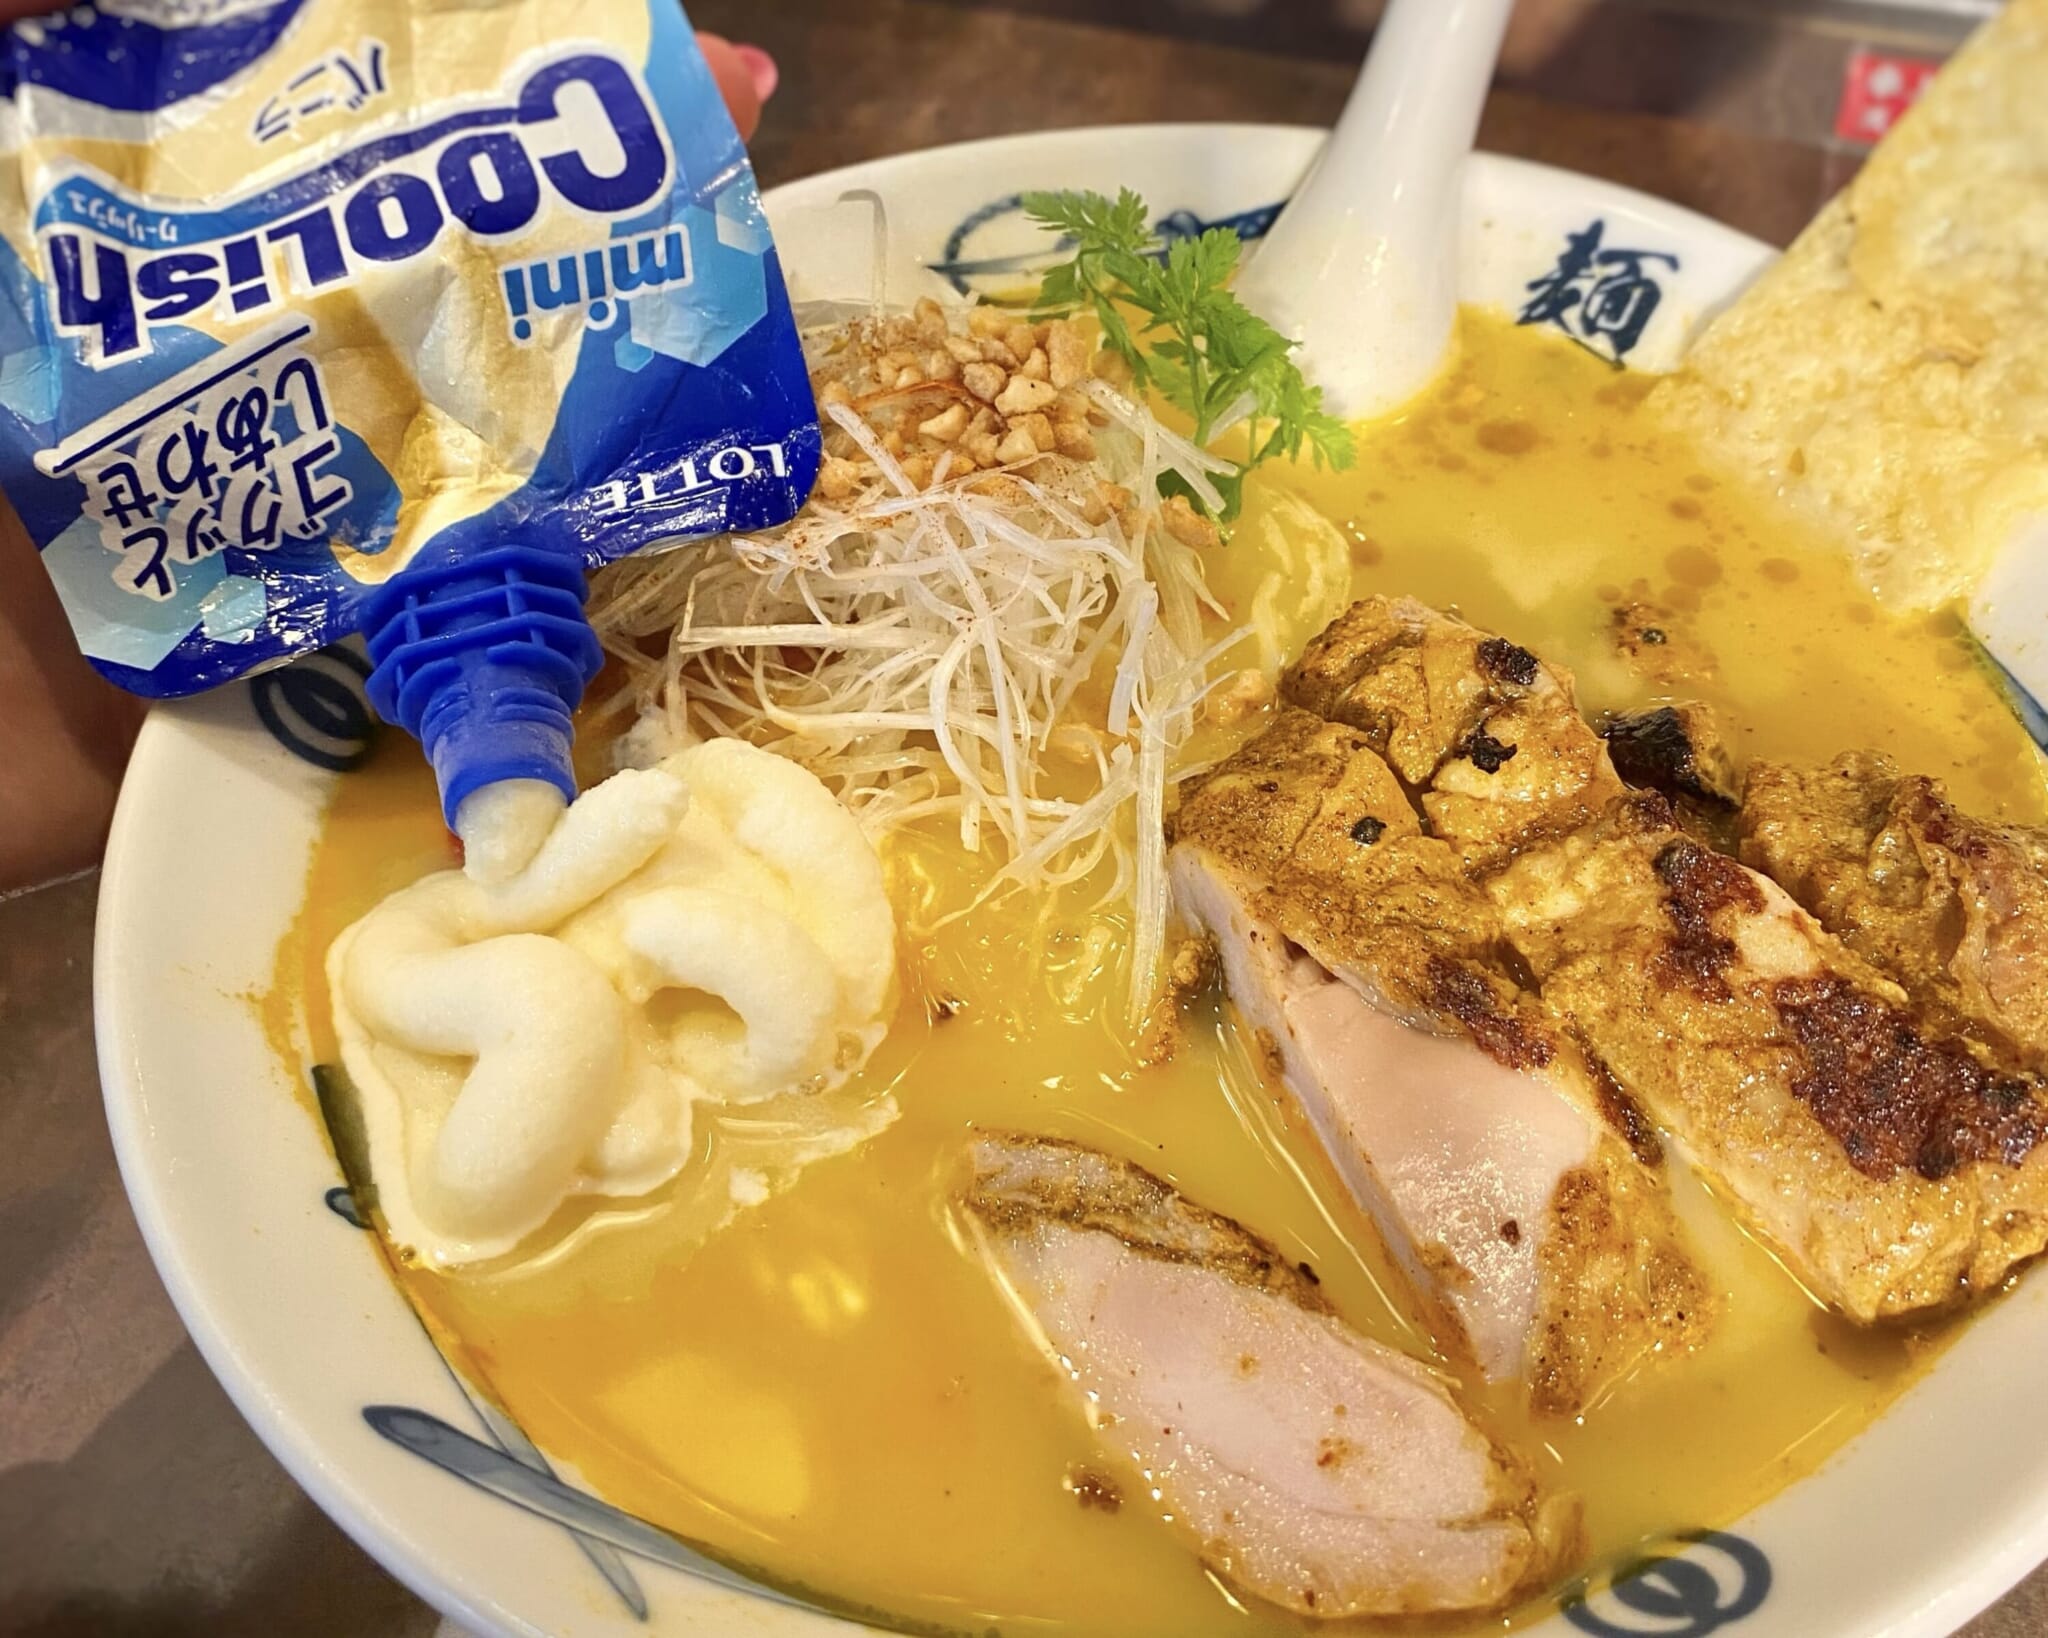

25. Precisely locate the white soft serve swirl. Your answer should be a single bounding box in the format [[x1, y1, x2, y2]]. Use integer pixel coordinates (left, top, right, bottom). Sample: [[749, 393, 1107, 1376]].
[[327, 739, 897, 1268]]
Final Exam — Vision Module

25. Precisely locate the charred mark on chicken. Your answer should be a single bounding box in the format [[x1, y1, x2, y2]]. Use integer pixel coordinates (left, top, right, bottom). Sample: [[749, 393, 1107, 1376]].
[[1603, 706, 1738, 807], [1465, 729, 1519, 774], [1427, 956, 1554, 1071], [1775, 978, 2044, 1180], [1652, 837, 1761, 996], [1477, 637, 1539, 689], [1582, 1047, 1665, 1166]]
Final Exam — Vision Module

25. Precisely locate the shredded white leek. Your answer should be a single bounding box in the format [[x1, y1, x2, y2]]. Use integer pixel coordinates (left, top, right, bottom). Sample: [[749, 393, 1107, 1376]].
[[589, 328, 1253, 1025]]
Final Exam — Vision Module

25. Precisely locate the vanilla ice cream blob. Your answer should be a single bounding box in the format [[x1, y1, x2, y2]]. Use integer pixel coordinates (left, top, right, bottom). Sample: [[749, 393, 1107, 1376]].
[[329, 740, 897, 1267]]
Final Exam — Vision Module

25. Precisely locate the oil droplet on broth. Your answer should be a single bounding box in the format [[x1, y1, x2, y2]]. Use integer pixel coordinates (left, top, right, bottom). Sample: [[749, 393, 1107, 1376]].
[[276, 308, 2044, 1638]]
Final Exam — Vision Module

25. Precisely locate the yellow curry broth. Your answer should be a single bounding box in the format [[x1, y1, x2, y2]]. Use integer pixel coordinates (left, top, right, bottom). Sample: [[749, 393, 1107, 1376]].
[[279, 310, 2045, 1636], [1227, 312, 2048, 821]]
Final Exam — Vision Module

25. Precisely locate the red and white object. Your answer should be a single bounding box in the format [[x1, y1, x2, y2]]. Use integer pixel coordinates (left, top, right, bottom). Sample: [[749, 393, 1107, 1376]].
[[1836, 48, 1939, 145]]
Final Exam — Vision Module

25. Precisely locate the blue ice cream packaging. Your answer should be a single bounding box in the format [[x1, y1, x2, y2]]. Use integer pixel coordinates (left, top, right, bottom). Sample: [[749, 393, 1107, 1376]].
[[0, 0, 820, 821]]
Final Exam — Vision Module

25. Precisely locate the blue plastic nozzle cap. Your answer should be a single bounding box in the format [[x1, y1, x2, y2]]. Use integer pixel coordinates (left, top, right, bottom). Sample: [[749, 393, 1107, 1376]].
[[362, 545, 606, 829]]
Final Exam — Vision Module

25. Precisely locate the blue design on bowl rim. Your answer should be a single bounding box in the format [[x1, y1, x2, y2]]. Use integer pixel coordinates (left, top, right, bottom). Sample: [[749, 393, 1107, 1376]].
[[249, 639, 378, 771], [1516, 219, 1679, 366], [1563, 1528, 1772, 1637], [930, 192, 1284, 298], [309, 1062, 651, 1618], [931, 195, 1683, 377]]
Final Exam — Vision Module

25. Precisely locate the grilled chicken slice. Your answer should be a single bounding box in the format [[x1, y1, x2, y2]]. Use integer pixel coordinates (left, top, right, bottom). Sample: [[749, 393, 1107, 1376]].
[[1492, 793, 2048, 1321], [1284, 596, 1624, 866], [1741, 752, 2048, 1069], [1284, 596, 2048, 1320], [1169, 710, 1707, 1413], [958, 1133, 1569, 1619]]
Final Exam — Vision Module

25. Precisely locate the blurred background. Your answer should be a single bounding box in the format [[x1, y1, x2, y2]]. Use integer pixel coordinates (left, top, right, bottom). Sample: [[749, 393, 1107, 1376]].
[[2, 2, 2035, 1636], [702, 0, 1991, 244]]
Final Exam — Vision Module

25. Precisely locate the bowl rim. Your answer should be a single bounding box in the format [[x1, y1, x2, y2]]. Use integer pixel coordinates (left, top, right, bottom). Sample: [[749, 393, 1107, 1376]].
[[758, 116, 1762, 227], [95, 749, 512, 1637]]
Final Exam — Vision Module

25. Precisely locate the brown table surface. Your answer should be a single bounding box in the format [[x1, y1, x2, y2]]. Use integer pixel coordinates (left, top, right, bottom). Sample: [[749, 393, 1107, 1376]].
[[4, 1, 2046, 1633]]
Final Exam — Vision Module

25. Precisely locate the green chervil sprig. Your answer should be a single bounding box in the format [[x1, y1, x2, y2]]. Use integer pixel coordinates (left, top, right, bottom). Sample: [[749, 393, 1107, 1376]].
[[1021, 186, 1354, 523]]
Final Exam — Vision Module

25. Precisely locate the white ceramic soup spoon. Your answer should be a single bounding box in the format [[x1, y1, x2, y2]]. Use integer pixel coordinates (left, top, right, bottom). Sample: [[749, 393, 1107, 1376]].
[[1236, 0, 1514, 422]]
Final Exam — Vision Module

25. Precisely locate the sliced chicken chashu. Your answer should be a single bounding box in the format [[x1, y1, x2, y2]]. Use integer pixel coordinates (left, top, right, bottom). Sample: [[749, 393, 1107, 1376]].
[[1288, 596, 2048, 1320], [1283, 596, 1624, 866], [1492, 792, 2048, 1321], [1741, 751, 2048, 1069], [1169, 710, 1707, 1414], [958, 1133, 1570, 1619]]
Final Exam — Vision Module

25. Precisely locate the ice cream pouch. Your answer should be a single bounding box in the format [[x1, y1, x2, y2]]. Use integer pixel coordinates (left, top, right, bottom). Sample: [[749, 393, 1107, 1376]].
[[0, 0, 818, 707]]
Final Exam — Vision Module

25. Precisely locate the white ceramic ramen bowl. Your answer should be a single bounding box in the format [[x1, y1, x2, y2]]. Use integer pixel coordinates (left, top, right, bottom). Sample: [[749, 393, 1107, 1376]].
[[97, 124, 2048, 1638]]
